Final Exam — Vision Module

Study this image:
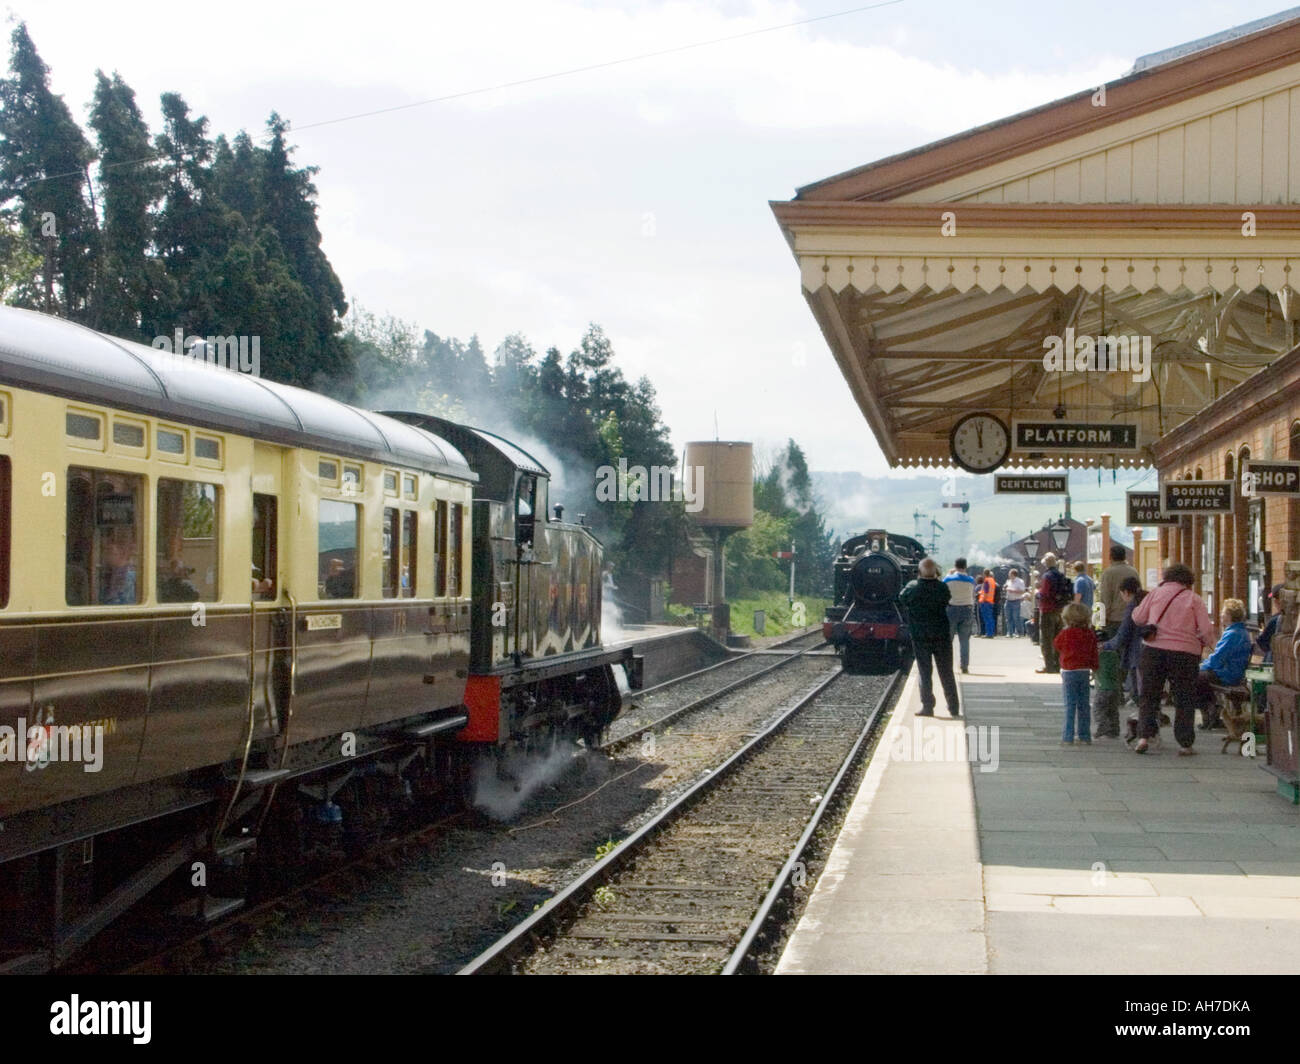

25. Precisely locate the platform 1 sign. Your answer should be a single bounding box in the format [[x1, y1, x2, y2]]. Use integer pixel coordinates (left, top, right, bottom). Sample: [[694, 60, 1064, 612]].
[[1243, 460, 1300, 496], [994, 474, 1067, 494], [1012, 421, 1139, 452], [1161, 480, 1234, 514], [1127, 491, 1178, 526]]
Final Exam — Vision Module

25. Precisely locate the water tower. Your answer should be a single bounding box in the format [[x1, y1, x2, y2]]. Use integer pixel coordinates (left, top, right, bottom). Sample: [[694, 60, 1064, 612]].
[[683, 441, 753, 639]]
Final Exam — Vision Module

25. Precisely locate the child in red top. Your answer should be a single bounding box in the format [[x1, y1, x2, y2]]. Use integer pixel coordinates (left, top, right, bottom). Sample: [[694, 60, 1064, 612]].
[[1053, 602, 1098, 744]]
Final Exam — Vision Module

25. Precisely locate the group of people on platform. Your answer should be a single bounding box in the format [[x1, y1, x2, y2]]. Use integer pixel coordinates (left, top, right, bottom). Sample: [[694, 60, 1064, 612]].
[[897, 542, 1279, 754]]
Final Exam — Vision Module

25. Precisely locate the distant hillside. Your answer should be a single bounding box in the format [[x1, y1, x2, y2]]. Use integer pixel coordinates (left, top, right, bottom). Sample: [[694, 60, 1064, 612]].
[[811, 469, 1154, 565]]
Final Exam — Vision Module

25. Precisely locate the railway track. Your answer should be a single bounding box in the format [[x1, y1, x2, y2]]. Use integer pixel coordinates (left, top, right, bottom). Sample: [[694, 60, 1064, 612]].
[[607, 627, 828, 747], [459, 666, 904, 975], [103, 628, 831, 975]]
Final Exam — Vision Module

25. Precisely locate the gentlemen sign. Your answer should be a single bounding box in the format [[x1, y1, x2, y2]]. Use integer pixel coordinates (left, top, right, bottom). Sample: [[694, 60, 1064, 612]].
[[995, 474, 1067, 494], [1013, 421, 1139, 452], [1126, 491, 1178, 526], [1243, 460, 1300, 496], [1161, 480, 1234, 514]]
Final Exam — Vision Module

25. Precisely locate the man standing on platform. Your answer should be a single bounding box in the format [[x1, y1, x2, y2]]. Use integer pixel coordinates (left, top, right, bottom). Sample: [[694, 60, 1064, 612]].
[[1004, 568, 1027, 636], [900, 558, 961, 718], [1036, 553, 1071, 674], [977, 569, 998, 638], [1096, 544, 1139, 639], [944, 558, 976, 675]]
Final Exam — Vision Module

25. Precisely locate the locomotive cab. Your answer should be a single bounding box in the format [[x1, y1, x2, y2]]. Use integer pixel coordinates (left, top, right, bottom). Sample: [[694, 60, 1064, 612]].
[[383, 413, 636, 750]]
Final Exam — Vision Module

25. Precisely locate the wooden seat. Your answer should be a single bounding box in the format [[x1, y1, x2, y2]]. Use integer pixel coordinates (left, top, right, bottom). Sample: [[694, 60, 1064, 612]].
[[1211, 684, 1252, 753]]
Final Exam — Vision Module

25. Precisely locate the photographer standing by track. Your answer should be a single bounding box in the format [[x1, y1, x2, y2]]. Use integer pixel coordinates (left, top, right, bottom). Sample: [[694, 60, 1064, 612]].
[[900, 558, 961, 718]]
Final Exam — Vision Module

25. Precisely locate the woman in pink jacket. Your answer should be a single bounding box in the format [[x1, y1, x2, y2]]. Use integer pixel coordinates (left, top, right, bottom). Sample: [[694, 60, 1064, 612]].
[[1130, 563, 1214, 755]]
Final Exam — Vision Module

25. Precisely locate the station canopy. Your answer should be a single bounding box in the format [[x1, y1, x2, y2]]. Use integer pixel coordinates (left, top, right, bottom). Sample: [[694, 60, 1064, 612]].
[[772, 10, 1300, 469]]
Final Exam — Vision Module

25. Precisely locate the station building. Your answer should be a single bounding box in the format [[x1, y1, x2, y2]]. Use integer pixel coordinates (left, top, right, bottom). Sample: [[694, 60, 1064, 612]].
[[769, 11, 1300, 974]]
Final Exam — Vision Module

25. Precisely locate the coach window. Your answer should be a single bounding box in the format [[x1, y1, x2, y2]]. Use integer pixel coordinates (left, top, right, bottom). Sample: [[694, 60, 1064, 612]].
[[0, 456, 9, 607], [194, 436, 222, 465], [449, 503, 464, 597], [66, 411, 103, 447], [157, 479, 220, 602], [112, 419, 146, 451], [382, 506, 400, 598], [342, 465, 362, 497], [402, 511, 417, 597], [319, 499, 358, 599], [157, 427, 187, 460], [434, 500, 448, 596], [402, 474, 417, 501], [67, 467, 144, 606], [252, 494, 277, 600]]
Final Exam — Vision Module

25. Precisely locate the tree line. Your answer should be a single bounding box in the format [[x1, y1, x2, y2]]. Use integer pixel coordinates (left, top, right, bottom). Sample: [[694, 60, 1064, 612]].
[[0, 23, 349, 387], [0, 22, 836, 603]]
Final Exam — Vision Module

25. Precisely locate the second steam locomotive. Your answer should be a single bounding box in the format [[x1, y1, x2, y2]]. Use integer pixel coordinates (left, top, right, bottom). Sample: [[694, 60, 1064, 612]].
[[823, 529, 925, 671]]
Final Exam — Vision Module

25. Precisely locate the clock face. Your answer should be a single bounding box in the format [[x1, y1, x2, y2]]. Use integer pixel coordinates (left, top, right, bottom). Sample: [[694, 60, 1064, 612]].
[[949, 413, 1010, 474]]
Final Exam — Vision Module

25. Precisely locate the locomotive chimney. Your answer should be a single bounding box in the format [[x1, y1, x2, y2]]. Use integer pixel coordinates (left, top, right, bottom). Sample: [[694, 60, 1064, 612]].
[[554, 504, 564, 521]]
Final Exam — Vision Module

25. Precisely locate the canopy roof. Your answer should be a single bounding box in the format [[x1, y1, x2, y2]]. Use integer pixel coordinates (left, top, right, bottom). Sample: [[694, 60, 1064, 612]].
[[773, 12, 1300, 469]]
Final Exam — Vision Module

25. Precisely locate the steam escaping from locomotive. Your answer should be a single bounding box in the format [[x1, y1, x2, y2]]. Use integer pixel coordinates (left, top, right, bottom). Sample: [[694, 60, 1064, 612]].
[[471, 744, 581, 821]]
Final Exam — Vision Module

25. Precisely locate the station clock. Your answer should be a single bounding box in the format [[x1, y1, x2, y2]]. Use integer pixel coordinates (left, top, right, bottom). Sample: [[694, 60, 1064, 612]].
[[948, 412, 1010, 474]]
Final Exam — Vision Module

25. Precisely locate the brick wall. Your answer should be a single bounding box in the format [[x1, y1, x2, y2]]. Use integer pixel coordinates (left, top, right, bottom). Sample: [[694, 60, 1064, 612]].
[[1158, 402, 1300, 621]]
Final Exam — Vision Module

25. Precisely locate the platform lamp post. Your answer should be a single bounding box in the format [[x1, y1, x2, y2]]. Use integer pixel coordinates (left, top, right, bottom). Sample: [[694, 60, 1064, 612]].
[[1050, 522, 1071, 563], [1022, 536, 1040, 565]]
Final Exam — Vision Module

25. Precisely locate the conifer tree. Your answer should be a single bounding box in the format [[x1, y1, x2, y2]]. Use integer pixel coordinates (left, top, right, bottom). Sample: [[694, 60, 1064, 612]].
[[88, 71, 165, 338], [0, 24, 98, 318]]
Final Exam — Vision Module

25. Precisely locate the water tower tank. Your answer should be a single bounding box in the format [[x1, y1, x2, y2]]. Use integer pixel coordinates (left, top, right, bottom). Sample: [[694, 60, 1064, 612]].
[[684, 441, 753, 529]]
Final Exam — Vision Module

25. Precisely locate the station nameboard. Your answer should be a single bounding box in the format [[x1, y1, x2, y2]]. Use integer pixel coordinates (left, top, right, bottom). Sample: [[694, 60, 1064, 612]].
[[1243, 460, 1300, 496], [1161, 480, 1234, 514], [1012, 421, 1139, 452], [995, 474, 1068, 494], [1126, 491, 1178, 526]]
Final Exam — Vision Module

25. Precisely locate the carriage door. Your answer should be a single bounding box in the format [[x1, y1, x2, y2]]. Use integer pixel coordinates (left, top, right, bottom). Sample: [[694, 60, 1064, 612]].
[[1248, 498, 1268, 623], [252, 443, 289, 734]]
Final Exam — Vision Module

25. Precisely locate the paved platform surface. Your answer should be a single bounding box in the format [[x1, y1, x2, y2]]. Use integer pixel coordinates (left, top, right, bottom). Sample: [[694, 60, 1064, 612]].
[[776, 636, 1300, 974]]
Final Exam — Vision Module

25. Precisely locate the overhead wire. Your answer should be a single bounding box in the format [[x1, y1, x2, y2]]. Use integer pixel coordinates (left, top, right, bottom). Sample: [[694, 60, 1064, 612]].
[[6, 0, 908, 193]]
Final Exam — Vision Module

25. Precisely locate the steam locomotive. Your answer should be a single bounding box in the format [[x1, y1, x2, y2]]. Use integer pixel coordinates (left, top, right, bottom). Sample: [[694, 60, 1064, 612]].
[[823, 530, 925, 671], [0, 305, 640, 972]]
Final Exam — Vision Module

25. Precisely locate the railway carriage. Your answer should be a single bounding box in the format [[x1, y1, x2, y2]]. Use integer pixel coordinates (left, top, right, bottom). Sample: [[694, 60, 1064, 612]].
[[0, 306, 635, 972]]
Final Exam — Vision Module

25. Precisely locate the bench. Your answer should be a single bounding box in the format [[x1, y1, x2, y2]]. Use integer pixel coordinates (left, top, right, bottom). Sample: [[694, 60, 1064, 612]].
[[1210, 684, 1253, 754]]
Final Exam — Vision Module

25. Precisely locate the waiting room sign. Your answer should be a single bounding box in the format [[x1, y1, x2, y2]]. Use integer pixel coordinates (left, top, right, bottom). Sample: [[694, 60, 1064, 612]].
[[1127, 491, 1178, 525]]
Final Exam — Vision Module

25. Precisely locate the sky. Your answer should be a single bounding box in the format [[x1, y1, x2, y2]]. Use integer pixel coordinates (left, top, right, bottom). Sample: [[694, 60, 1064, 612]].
[[10, 0, 1292, 487]]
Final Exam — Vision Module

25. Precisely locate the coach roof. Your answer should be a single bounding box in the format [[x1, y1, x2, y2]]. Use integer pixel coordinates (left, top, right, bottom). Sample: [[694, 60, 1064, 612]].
[[0, 306, 476, 482]]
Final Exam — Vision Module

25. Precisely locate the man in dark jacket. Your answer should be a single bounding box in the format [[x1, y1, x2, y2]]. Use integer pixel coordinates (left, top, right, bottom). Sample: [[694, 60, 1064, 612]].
[[900, 557, 961, 718], [1036, 553, 1071, 674]]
